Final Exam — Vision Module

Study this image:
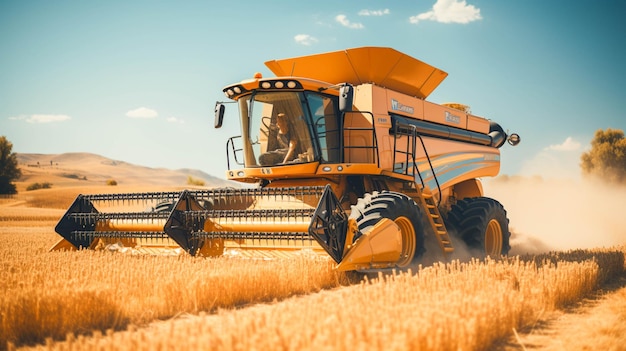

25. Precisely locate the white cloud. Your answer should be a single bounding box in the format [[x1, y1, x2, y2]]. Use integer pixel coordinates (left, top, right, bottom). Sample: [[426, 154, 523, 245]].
[[520, 149, 582, 180], [544, 137, 582, 151], [294, 34, 319, 46], [166, 116, 185, 124], [518, 137, 585, 179], [126, 107, 158, 119], [9, 114, 71, 123], [409, 0, 482, 24], [335, 14, 364, 29], [358, 9, 390, 16]]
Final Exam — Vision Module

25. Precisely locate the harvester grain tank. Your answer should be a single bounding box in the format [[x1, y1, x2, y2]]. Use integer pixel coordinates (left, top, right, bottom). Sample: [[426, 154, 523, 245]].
[[52, 47, 520, 271]]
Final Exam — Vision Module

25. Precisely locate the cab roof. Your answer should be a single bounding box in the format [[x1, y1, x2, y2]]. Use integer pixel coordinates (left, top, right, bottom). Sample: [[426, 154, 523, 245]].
[[264, 47, 448, 99]]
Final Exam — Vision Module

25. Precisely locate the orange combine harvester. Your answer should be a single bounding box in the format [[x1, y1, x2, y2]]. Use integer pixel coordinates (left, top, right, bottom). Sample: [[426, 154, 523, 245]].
[[53, 47, 520, 271]]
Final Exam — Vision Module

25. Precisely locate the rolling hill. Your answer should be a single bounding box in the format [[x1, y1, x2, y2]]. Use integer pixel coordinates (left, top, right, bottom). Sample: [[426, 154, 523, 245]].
[[15, 152, 236, 190]]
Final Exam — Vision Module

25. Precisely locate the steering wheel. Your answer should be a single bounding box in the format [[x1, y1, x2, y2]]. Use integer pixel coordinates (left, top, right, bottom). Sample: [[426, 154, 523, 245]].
[[262, 116, 273, 129]]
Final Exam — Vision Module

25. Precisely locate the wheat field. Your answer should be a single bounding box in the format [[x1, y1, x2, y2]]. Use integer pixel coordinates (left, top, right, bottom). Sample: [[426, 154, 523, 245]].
[[0, 221, 348, 350], [1, 192, 625, 350], [8, 250, 625, 351]]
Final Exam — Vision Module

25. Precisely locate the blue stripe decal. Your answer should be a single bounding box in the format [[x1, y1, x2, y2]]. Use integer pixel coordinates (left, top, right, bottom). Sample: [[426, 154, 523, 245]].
[[393, 152, 499, 192]]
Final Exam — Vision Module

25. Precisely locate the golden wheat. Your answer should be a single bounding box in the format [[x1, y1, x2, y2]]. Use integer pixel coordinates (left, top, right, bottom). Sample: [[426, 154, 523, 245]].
[[2, 217, 624, 350], [0, 224, 345, 349], [15, 253, 624, 351]]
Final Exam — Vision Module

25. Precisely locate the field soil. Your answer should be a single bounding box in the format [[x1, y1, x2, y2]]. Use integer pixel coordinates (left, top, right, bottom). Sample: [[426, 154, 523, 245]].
[[494, 275, 626, 350]]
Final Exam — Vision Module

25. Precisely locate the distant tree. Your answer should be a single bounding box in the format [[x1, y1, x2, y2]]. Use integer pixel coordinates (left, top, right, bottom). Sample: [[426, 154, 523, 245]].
[[187, 175, 205, 186], [26, 182, 52, 191], [580, 128, 626, 184], [0, 136, 22, 194]]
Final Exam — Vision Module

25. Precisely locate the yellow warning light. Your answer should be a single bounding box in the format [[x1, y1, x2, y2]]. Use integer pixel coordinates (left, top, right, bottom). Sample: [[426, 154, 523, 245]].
[[254, 72, 263, 79]]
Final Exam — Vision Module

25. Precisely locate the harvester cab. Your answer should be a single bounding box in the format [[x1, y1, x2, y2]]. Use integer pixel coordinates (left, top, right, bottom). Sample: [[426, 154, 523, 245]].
[[53, 47, 520, 272]]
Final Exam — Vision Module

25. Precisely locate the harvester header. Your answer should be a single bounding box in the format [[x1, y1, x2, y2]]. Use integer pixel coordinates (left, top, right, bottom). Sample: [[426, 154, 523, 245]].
[[53, 47, 520, 271]]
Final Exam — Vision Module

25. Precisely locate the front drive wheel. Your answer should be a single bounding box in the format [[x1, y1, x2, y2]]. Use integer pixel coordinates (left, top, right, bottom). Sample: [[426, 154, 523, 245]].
[[446, 197, 511, 257], [349, 191, 425, 267]]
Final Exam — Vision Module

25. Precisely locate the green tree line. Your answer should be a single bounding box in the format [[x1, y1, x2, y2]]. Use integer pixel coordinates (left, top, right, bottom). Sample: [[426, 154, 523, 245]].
[[581, 128, 626, 184], [0, 136, 21, 195]]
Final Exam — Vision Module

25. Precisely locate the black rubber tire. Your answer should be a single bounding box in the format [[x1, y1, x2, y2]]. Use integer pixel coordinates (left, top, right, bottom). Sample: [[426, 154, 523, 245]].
[[446, 197, 510, 257], [349, 191, 425, 267]]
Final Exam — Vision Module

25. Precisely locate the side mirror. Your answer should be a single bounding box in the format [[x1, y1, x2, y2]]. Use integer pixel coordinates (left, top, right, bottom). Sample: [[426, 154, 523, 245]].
[[214, 103, 225, 129], [339, 84, 353, 113]]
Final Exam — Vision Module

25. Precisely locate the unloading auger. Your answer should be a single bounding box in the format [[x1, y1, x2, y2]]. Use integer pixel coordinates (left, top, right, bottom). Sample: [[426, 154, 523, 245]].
[[52, 47, 520, 271]]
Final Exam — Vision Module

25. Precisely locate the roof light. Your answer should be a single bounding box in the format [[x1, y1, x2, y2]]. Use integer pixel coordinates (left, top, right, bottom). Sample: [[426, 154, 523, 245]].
[[233, 86, 241, 94], [261, 82, 271, 89], [274, 81, 284, 88], [287, 81, 296, 88]]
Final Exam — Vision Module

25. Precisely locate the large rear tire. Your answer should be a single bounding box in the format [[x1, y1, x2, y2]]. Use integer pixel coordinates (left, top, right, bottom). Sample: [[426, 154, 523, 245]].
[[349, 191, 425, 267], [446, 197, 510, 257]]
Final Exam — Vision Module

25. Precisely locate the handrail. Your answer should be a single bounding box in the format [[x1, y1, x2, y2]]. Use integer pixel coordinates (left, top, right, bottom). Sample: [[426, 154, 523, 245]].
[[225, 136, 243, 170], [414, 131, 442, 206], [392, 121, 442, 206]]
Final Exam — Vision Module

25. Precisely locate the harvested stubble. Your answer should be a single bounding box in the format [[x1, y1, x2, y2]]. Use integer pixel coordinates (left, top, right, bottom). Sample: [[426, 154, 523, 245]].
[[15, 250, 625, 351]]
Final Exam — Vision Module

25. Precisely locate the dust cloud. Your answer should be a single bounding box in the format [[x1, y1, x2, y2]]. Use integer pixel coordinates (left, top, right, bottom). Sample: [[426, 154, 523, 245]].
[[483, 175, 626, 255]]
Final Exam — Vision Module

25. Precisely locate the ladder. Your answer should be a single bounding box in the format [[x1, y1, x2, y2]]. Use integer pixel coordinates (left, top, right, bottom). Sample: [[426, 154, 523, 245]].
[[417, 186, 454, 254], [392, 121, 454, 256]]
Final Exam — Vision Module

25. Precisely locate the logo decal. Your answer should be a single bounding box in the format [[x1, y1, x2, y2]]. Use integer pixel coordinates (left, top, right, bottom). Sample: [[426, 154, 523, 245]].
[[445, 111, 461, 124], [391, 99, 414, 114]]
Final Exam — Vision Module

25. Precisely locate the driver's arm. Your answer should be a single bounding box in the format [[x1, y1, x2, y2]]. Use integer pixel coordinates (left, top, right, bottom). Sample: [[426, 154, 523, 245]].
[[282, 138, 298, 163]]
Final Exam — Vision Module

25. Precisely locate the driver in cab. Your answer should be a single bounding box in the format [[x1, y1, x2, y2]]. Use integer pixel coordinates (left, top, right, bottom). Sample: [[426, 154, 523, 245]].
[[259, 113, 299, 165]]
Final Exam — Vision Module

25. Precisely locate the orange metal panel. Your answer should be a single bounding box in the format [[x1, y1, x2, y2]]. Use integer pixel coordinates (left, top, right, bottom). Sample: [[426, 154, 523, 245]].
[[423, 100, 467, 128], [265, 47, 448, 99], [205, 220, 310, 233], [467, 115, 490, 134]]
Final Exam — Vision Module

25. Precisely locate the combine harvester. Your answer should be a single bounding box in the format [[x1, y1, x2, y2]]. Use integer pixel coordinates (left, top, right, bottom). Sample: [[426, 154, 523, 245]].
[[53, 47, 520, 271]]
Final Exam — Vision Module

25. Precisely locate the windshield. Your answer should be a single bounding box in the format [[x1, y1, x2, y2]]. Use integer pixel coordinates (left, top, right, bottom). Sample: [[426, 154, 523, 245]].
[[238, 91, 339, 167]]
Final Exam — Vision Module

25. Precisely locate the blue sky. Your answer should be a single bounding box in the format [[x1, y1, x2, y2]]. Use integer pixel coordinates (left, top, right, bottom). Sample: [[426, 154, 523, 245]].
[[1, 0, 624, 180]]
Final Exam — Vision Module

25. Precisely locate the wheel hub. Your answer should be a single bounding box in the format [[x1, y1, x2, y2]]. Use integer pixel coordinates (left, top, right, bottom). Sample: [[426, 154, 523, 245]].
[[395, 216, 416, 267], [484, 219, 503, 256]]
